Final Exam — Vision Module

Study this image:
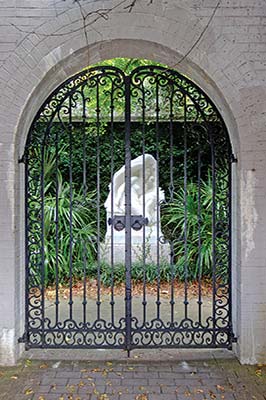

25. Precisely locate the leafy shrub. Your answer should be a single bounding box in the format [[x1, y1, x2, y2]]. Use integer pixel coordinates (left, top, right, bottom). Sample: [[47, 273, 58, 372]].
[[162, 172, 228, 282]]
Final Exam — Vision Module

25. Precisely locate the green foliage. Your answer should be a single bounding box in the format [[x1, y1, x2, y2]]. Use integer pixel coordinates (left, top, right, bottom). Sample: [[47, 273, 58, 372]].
[[86, 259, 176, 287], [28, 58, 229, 287], [162, 172, 228, 282], [30, 146, 97, 285], [44, 179, 97, 284]]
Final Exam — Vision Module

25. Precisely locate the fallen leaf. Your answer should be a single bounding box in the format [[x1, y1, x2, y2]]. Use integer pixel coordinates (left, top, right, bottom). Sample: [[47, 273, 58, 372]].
[[106, 362, 112, 366], [24, 388, 34, 395], [38, 396, 45, 400], [135, 395, 148, 400], [216, 384, 225, 392], [11, 376, 18, 380], [39, 363, 48, 369], [195, 389, 204, 393]]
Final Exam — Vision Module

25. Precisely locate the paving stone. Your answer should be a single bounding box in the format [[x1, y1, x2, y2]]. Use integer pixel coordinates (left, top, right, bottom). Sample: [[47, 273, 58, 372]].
[[56, 371, 82, 378], [1, 357, 266, 400], [40, 377, 68, 385], [150, 394, 177, 400]]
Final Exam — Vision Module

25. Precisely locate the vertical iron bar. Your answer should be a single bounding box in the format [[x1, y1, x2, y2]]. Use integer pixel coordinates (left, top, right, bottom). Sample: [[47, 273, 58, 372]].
[[110, 83, 115, 326], [68, 96, 73, 320], [197, 133, 202, 326], [141, 82, 147, 326], [228, 143, 233, 346], [55, 125, 59, 325], [210, 129, 217, 344], [82, 88, 88, 326], [183, 97, 189, 320], [155, 78, 161, 320], [169, 84, 175, 326], [40, 136, 46, 345], [24, 150, 30, 347], [125, 75, 132, 353], [96, 79, 101, 321]]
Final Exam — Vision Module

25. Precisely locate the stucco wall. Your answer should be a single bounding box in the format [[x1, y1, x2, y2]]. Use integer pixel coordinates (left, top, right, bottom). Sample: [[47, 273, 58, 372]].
[[0, 0, 266, 364]]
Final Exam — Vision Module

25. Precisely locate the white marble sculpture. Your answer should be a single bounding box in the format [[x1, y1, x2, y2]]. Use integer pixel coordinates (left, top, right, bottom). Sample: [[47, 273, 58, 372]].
[[101, 154, 169, 263]]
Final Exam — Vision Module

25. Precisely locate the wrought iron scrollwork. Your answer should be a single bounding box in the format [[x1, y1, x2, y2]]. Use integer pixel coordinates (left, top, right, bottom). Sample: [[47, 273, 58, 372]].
[[21, 64, 234, 350]]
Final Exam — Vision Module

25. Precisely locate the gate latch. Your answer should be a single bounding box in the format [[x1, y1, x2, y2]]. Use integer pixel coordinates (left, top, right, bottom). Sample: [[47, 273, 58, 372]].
[[108, 215, 149, 231]]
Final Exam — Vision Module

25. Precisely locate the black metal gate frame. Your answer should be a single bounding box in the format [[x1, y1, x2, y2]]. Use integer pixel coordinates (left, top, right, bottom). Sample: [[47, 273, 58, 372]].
[[20, 65, 236, 351]]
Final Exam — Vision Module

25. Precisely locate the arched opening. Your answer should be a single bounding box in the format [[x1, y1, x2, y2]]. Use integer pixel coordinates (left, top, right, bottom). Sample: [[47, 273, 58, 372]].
[[21, 59, 235, 352]]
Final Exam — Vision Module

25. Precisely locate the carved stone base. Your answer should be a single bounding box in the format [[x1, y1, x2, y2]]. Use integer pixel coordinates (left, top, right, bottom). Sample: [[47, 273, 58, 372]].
[[100, 239, 170, 265]]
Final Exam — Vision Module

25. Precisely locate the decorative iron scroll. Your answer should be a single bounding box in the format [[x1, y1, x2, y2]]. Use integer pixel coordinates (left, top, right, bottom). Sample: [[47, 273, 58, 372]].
[[22, 64, 234, 350]]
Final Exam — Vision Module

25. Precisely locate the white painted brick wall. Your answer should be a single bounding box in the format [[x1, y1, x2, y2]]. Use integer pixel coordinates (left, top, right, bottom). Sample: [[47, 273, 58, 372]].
[[0, 0, 266, 365]]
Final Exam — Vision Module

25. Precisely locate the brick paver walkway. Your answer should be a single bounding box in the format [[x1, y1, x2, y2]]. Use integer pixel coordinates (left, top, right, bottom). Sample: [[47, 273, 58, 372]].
[[0, 350, 266, 400]]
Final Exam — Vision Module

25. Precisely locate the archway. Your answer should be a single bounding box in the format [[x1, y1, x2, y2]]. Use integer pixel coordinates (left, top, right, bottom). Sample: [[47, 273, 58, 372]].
[[20, 60, 235, 352]]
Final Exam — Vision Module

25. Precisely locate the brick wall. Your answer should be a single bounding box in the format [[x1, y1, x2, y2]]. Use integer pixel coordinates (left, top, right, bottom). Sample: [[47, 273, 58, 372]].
[[0, 0, 266, 364]]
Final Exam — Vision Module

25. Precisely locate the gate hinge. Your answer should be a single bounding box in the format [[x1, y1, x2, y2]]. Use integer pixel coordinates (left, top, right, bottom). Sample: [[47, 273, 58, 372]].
[[18, 154, 26, 164], [230, 154, 237, 163], [231, 335, 238, 343], [18, 331, 27, 343]]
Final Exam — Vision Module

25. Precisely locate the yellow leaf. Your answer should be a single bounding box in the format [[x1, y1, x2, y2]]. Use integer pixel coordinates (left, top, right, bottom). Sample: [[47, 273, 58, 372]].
[[106, 362, 113, 366], [38, 396, 45, 400], [25, 359, 32, 367], [195, 389, 204, 393], [39, 363, 48, 369], [216, 384, 225, 392], [135, 395, 148, 400], [78, 381, 85, 387], [10, 376, 18, 380], [24, 388, 34, 395], [67, 385, 75, 393], [127, 367, 134, 370]]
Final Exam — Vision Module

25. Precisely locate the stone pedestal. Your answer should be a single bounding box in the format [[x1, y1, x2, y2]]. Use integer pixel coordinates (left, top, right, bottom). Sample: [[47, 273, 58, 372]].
[[101, 226, 170, 264]]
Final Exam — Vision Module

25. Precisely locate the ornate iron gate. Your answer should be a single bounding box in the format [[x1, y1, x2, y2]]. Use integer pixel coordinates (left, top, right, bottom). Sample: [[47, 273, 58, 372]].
[[20, 65, 236, 351]]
